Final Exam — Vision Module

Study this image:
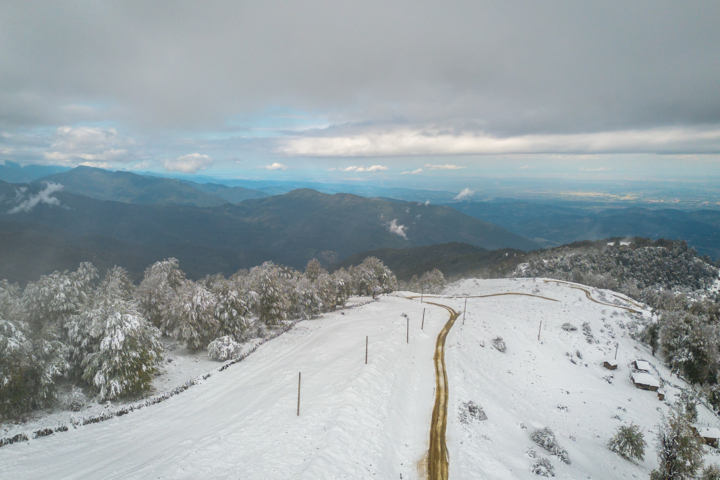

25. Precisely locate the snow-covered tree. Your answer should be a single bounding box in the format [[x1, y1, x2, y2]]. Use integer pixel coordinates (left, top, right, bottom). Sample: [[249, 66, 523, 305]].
[[349, 257, 397, 297], [202, 275, 252, 342], [250, 262, 291, 325], [660, 312, 718, 384], [66, 267, 163, 400], [134, 258, 185, 332], [332, 268, 352, 307], [290, 276, 322, 318], [608, 424, 646, 461], [22, 262, 98, 332], [304, 258, 327, 283], [166, 280, 218, 349], [650, 406, 704, 480]]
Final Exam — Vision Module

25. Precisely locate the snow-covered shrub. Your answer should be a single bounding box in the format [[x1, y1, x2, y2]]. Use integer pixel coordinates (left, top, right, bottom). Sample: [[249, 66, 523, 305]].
[[208, 336, 243, 361], [531, 428, 570, 464], [58, 386, 87, 412], [531, 456, 555, 477], [608, 424, 646, 461], [650, 406, 704, 480], [561, 323, 577, 332], [134, 258, 185, 331], [67, 267, 163, 400], [700, 464, 720, 480], [304, 258, 327, 283], [492, 336, 507, 353], [458, 401, 487, 423], [582, 322, 595, 344]]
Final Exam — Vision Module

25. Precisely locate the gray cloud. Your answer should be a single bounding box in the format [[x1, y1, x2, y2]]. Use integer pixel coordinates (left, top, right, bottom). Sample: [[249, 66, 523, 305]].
[[0, 2, 719, 157], [8, 182, 63, 214]]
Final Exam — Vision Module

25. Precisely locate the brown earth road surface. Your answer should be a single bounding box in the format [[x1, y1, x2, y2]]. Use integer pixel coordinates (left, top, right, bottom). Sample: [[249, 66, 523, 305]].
[[407, 292, 558, 480], [542, 279, 642, 313], [423, 301, 459, 480]]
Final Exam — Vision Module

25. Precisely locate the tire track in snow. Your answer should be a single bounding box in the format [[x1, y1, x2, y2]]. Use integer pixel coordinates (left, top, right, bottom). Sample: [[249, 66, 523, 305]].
[[423, 301, 460, 480]]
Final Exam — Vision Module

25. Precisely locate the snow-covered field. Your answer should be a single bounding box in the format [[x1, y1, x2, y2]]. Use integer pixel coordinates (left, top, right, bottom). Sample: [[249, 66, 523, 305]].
[[2, 279, 720, 479]]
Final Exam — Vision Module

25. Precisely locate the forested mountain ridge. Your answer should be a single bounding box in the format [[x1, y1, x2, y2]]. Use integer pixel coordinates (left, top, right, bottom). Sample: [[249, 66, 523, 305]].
[[36, 166, 229, 207], [0, 183, 540, 281], [448, 200, 720, 259]]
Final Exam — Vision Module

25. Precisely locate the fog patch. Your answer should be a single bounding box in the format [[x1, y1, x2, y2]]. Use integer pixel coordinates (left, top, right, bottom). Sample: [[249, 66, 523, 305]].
[[8, 182, 64, 214], [386, 219, 407, 239]]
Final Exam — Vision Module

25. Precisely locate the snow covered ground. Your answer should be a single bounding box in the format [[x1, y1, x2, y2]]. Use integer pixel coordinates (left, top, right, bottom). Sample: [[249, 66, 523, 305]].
[[2, 279, 720, 479]]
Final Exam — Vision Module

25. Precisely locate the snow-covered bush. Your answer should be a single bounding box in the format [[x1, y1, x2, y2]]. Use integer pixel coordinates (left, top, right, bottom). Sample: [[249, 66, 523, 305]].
[[700, 465, 720, 480], [67, 267, 163, 400], [531, 427, 570, 464], [458, 400, 487, 423], [561, 323, 577, 332], [492, 336, 507, 353], [304, 258, 327, 283], [608, 424, 646, 461], [207, 336, 243, 361], [531, 456, 555, 477], [58, 386, 87, 412]]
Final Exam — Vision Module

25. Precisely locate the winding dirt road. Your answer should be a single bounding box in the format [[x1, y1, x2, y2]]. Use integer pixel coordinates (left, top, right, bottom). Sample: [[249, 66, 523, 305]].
[[542, 279, 642, 313]]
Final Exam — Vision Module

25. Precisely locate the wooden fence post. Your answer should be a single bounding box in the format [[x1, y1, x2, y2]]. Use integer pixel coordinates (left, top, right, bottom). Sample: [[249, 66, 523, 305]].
[[407, 317, 409, 344], [421, 308, 425, 330], [297, 372, 301, 416], [614, 344, 618, 360], [463, 298, 467, 325], [538, 321, 542, 341], [365, 336, 368, 364]]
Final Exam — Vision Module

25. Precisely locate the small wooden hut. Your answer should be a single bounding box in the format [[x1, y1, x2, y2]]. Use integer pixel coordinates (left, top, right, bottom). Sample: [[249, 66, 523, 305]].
[[602, 360, 618, 370], [630, 372, 660, 391], [634, 360, 652, 372], [695, 427, 720, 448]]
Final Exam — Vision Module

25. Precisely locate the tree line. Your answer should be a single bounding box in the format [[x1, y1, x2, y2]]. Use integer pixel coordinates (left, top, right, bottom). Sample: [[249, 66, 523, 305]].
[[0, 256, 404, 419]]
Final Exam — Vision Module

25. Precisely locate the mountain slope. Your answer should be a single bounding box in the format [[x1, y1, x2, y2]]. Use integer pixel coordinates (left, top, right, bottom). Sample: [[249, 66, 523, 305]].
[[180, 180, 268, 203], [0, 161, 70, 183], [0, 186, 541, 270], [448, 200, 720, 258], [37, 166, 228, 207]]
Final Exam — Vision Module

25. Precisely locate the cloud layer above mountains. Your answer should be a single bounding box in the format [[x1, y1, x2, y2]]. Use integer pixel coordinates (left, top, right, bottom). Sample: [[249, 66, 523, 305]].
[[1, 2, 719, 172]]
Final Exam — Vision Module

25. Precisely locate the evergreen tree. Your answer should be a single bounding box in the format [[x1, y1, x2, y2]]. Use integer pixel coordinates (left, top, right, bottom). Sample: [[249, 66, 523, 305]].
[[166, 280, 218, 349], [650, 406, 704, 480], [135, 258, 185, 332], [67, 267, 163, 400], [608, 424, 646, 461]]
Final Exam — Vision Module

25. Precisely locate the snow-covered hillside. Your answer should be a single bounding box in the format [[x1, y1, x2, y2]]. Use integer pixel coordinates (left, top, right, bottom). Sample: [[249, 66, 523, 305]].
[[2, 278, 720, 479]]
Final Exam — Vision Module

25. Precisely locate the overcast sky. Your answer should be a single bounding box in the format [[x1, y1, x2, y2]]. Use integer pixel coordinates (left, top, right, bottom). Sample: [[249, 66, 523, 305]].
[[1, 1, 719, 187]]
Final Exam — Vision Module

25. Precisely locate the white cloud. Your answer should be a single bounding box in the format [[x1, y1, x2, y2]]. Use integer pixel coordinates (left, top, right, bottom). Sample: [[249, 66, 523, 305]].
[[333, 165, 388, 172], [8, 182, 64, 214], [386, 219, 407, 239], [163, 153, 214, 173], [261, 162, 289, 170], [519, 165, 532, 170], [43, 126, 133, 165], [579, 167, 612, 172], [425, 164, 464, 170], [401, 168, 423, 175], [279, 127, 720, 157], [454, 188, 474, 201]]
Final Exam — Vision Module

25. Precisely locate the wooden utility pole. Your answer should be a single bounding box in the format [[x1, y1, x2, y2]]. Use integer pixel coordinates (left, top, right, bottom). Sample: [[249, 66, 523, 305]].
[[421, 308, 425, 330], [407, 317, 409, 344], [538, 321, 542, 341], [614, 344, 619, 360], [297, 372, 301, 416], [365, 336, 368, 364], [463, 298, 467, 325]]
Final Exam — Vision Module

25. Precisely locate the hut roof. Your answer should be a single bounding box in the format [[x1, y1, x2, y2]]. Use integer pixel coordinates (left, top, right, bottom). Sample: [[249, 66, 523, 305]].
[[631, 372, 660, 388], [635, 360, 652, 372], [603, 360, 618, 367], [697, 427, 720, 440]]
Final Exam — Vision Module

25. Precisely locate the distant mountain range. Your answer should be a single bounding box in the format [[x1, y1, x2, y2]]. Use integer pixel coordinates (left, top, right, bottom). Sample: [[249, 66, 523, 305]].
[[0, 161, 70, 183], [0, 180, 540, 283], [447, 200, 720, 259]]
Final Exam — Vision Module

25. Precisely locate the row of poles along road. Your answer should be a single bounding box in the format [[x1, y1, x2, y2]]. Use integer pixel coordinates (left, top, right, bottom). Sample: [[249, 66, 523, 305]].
[[296, 295, 469, 416]]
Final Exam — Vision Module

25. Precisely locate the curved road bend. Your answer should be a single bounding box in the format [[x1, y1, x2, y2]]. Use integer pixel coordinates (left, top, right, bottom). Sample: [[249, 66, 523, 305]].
[[542, 279, 641, 313]]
